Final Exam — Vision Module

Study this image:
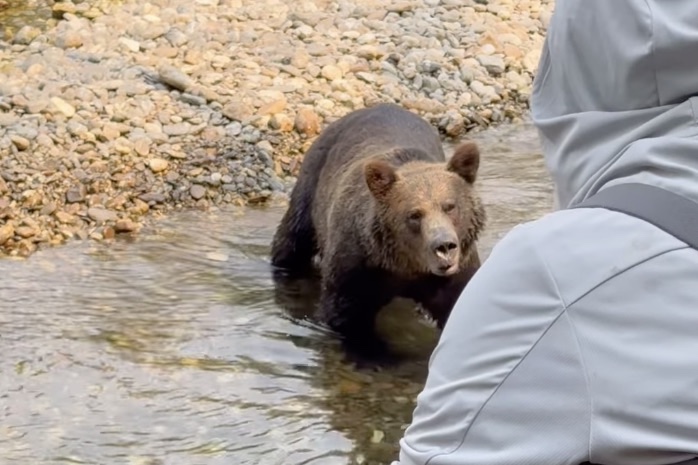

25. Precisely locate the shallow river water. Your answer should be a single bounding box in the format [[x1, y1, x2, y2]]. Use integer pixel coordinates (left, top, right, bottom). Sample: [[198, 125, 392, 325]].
[[0, 122, 554, 465]]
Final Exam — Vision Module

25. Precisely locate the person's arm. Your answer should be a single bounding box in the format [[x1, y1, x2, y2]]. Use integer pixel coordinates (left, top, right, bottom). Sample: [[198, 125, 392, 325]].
[[393, 223, 591, 465]]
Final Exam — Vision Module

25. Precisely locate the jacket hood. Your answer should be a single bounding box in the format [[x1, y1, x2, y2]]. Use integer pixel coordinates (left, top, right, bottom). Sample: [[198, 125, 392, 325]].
[[531, 0, 698, 209]]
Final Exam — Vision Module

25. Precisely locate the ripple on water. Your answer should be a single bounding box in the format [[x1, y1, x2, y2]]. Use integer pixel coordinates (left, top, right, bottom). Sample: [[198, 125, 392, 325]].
[[0, 122, 553, 465]]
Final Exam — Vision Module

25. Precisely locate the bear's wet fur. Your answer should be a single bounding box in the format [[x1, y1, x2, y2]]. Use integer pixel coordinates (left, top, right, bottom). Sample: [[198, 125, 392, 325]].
[[270, 103, 486, 358]]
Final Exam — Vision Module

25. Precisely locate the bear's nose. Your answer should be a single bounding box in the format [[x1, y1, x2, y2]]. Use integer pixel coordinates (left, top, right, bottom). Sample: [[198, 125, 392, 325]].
[[431, 238, 458, 258]]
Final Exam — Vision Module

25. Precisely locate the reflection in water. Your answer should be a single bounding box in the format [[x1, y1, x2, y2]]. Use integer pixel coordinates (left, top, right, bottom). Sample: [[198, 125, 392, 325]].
[[0, 122, 553, 464], [0, 0, 57, 36], [0, 0, 123, 37]]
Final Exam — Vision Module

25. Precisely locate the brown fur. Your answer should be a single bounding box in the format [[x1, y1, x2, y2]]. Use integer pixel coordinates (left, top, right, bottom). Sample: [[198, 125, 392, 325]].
[[270, 103, 486, 357]]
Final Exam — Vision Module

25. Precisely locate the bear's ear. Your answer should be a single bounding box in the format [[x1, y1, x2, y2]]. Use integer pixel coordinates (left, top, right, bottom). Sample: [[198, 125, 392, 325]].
[[364, 160, 399, 199], [447, 141, 480, 184]]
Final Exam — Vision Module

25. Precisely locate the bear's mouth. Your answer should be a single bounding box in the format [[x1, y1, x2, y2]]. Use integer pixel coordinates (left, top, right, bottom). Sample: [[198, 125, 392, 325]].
[[433, 263, 459, 277]]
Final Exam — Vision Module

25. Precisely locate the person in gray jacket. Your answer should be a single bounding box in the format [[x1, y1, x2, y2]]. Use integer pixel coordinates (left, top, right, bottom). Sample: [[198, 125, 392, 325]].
[[392, 1, 698, 464]]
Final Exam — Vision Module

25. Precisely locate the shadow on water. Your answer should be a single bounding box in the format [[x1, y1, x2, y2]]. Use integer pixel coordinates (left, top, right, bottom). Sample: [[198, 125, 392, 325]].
[[0, 121, 553, 465]]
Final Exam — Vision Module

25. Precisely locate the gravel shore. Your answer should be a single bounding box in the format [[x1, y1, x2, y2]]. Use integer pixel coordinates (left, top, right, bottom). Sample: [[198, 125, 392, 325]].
[[0, 0, 552, 257]]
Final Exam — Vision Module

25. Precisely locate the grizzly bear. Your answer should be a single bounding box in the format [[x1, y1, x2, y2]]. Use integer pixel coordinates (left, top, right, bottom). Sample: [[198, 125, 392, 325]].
[[270, 103, 486, 356]]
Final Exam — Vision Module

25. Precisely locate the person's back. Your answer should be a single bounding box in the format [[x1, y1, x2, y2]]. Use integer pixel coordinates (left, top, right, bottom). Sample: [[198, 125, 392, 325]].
[[392, 1, 698, 464]]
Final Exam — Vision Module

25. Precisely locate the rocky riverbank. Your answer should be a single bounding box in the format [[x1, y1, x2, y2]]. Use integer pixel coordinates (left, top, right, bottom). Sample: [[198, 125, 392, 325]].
[[0, 0, 552, 258]]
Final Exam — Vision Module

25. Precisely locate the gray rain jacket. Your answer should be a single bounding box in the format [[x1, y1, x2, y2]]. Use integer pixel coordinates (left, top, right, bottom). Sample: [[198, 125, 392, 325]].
[[393, 1, 698, 464]]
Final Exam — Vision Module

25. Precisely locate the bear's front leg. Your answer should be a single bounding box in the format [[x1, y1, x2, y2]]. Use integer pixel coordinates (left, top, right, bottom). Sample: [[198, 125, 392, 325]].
[[316, 261, 393, 359], [418, 266, 479, 330]]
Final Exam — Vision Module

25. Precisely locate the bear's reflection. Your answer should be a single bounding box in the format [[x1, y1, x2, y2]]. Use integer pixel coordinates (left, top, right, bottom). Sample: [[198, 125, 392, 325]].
[[271, 266, 440, 367], [271, 267, 440, 463]]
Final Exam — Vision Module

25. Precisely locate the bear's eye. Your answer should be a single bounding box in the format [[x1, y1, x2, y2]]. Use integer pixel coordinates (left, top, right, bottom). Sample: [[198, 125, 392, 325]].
[[442, 202, 456, 213], [407, 210, 423, 222]]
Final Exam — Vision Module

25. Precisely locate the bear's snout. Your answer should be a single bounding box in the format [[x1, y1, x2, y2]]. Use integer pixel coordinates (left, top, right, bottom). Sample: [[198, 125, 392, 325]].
[[428, 229, 460, 276]]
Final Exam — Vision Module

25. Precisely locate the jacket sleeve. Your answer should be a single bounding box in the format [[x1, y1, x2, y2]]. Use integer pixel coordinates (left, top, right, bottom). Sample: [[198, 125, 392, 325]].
[[392, 223, 591, 465]]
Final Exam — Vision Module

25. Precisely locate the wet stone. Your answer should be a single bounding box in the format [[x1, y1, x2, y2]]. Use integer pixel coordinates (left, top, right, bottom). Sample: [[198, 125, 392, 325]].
[[13, 26, 41, 45], [114, 219, 138, 233]]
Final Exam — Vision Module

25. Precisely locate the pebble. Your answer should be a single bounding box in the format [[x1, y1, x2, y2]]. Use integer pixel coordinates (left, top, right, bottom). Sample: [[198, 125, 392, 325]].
[[119, 37, 141, 52], [321, 65, 343, 81], [0, 224, 14, 245], [51, 2, 76, 18], [0, 0, 551, 257], [148, 158, 169, 173], [190, 185, 206, 200], [55, 30, 83, 49], [294, 108, 321, 136], [114, 219, 138, 233], [49, 97, 76, 117], [270, 114, 293, 132], [477, 55, 506, 76], [158, 65, 192, 92], [65, 185, 87, 203], [0, 113, 19, 127], [10, 135, 30, 151], [55, 211, 77, 225], [13, 26, 40, 45], [87, 207, 118, 223]]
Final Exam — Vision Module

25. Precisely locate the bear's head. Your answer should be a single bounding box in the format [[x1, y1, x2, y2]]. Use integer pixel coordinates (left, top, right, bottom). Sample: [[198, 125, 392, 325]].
[[363, 141, 485, 277]]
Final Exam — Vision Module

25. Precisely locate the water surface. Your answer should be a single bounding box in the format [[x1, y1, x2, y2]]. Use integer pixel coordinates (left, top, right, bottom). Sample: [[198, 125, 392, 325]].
[[1, 0, 58, 35], [0, 122, 554, 465]]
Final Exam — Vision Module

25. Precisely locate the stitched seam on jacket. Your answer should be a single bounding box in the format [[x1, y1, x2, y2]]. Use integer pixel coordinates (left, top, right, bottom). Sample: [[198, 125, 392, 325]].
[[641, 0, 660, 107], [565, 245, 688, 463], [565, 244, 688, 310], [564, 310, 594, 463]]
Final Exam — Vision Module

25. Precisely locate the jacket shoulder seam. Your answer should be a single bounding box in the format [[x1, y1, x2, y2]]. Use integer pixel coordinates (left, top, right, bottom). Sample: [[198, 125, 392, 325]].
[[566, 245, 689, 309]]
